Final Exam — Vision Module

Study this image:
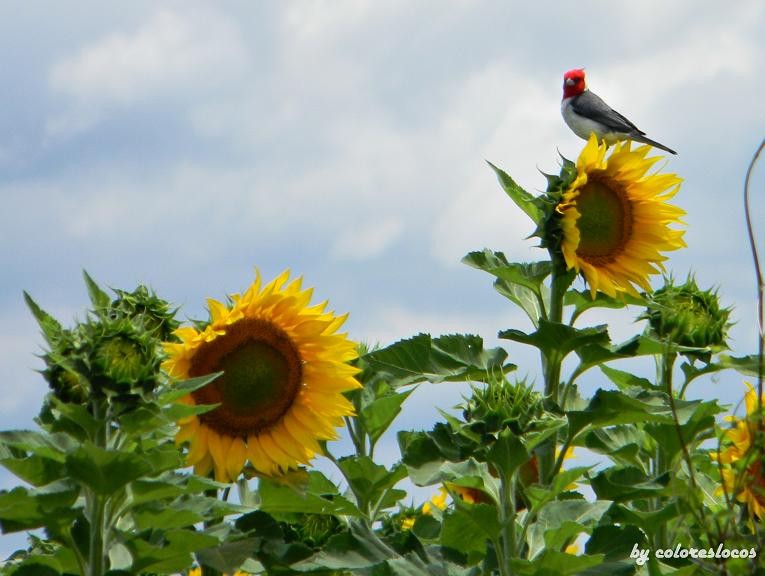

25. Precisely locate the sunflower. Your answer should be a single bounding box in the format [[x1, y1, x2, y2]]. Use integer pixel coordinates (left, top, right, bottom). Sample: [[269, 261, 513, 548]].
[[715, 383, 765, 519], [556, 134, 685, 297], [163, 270, 361, 482]]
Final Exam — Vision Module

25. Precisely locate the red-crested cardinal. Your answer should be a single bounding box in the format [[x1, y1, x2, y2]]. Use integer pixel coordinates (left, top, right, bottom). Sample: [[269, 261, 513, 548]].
[[561, 68, 676, 155]]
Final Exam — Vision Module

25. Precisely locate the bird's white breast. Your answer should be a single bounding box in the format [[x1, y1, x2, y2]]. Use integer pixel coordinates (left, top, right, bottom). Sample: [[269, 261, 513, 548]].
[[561, 97, 617, 143]]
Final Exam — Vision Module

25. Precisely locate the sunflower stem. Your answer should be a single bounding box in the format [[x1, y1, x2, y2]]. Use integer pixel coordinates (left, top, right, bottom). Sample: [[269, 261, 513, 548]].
[[539, 252, 569, 485], [86, 398, 110, 576], [497, 469, 517, 572]]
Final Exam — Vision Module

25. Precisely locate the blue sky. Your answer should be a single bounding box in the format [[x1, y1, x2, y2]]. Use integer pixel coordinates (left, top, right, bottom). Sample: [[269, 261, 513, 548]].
[[2, 1, 764, 558]]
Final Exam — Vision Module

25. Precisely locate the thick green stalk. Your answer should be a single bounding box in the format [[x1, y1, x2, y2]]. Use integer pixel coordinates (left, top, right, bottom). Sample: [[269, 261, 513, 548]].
[[539, 253, 567, 485], [498, 470, 517, 574], [86, 493, 106, 576], [87, 398, 109, 576]]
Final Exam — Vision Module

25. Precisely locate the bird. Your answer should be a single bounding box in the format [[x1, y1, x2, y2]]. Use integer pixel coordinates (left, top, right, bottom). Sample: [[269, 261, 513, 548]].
[[561, 68, 676, 155]]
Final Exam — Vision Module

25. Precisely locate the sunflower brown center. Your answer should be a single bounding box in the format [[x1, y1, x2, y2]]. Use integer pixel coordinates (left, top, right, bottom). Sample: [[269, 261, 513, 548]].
[[188, 318, 302, 437], [575, 176, 633, 265]]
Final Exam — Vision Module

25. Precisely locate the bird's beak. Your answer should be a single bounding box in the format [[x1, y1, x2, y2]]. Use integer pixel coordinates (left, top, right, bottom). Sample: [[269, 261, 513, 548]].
[[564, 78, 575, 87]]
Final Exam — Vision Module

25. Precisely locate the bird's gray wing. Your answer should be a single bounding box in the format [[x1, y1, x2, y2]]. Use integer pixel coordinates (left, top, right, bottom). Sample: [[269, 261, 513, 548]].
[[571, 91, 645, 135]]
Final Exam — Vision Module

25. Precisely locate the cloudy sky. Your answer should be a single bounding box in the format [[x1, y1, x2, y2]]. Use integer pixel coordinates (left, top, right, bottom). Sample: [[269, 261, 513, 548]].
[[2, 0, 764, 557]]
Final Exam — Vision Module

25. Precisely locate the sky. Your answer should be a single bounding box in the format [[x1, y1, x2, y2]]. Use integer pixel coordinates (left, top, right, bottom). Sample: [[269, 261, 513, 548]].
[[1, 0, 765, 559]]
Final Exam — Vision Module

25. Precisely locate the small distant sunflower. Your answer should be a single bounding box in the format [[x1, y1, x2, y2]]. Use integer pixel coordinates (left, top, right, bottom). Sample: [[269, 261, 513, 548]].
[[163, 270, 361, 482], [715, 383, 765, 519], [556, 134, 685, 297]]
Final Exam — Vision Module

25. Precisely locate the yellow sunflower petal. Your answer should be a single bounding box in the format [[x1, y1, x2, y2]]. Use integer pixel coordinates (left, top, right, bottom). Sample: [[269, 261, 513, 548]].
[[246, 434, 278, 476], [558, 135, 684, 298], [163, 270, 359, 480]]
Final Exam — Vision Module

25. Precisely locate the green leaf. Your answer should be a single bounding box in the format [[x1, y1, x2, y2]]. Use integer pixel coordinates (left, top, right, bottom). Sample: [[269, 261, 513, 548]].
[[584, 426, 648, 472], [0, 455, 67, 487], [599, 365, 654, 391], [164, 402, 220, 423], [585, 524, 646, 561], [463, 250, 551, 326], [495, 279, 547, 327], [336, 456, 407, 512], [128, 529, 218, 573], [576, 560, 636, 576], [115, 406, 167, 437], [157, 373, 223, 404], [527, 500, 612, 559], [564, 289, 643, 324], [412, 515, 441, 540], [679, 359, 728, 388], [360, 388, 415, 447], [486, 428, 529, 480], [194, 538, 260, 574], [486, 161, 543, 224], [645, 399, 722, 462], [47, 399, 101, 441], [6, 563, 62, 576], [0, 430, 76, 486], [132, 505, 205, 531], [509, 550, 604, 576], [292, 522, 393, 570], [525, 466, 591, 511], [82, 270, 111, 311], [608, 503, 680, 537], [441, 507, 494, 562], [566, 389, 674, 441], [573, 334, 683, 381], [462, 250, 551, 292], [0, 481, 79, 533], [127, 479, 183, 507], [23, 292, 63, 345], [258, 471, 361, 517], [361, 333, 513, 388], [0, 430, 74, 463], [717, 354, 765, 377], [500, 321, 610, 362], [589, 467, 670, 502], [65, 442, 153, 496]]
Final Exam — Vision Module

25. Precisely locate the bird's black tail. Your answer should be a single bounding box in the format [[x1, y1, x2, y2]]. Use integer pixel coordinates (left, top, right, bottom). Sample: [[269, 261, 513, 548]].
[[632, 134, 677, 155]]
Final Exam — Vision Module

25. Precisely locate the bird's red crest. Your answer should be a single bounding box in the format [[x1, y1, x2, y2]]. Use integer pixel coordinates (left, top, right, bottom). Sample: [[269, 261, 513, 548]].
[[562, 68, 586, 99]]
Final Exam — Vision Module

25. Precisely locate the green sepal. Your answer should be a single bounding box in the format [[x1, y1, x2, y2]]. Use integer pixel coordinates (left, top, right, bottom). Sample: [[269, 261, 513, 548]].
[[486, 160, 544, 225], [82, 270, 111, 312], [157, 372, 223, 404], [23, 292, 63, 346]]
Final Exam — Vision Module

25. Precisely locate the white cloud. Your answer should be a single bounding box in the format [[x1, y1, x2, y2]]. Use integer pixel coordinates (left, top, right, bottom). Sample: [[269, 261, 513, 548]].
[[331, 218, 404, 260], [47, 6, 248, 137], [430, 63, 562, 266]]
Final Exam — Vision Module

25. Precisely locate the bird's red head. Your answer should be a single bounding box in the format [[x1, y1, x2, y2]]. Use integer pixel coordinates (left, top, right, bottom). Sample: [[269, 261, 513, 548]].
[[562, 68, 586, 99]]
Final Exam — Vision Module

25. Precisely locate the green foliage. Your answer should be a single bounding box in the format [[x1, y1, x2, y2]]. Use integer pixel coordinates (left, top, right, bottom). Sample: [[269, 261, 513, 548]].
[[2, 150, 763, 576], [0, 275, 236, 576]]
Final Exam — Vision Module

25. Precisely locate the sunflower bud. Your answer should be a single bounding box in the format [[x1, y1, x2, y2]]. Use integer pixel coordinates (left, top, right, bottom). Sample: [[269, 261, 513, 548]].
[[462, 378, 544, 437], [108, 285, 179, 341], [643, 276, 731, 354], [291, 513, 341, 547], [91, 319, 158, 394], [27, 275, 174, 406]]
